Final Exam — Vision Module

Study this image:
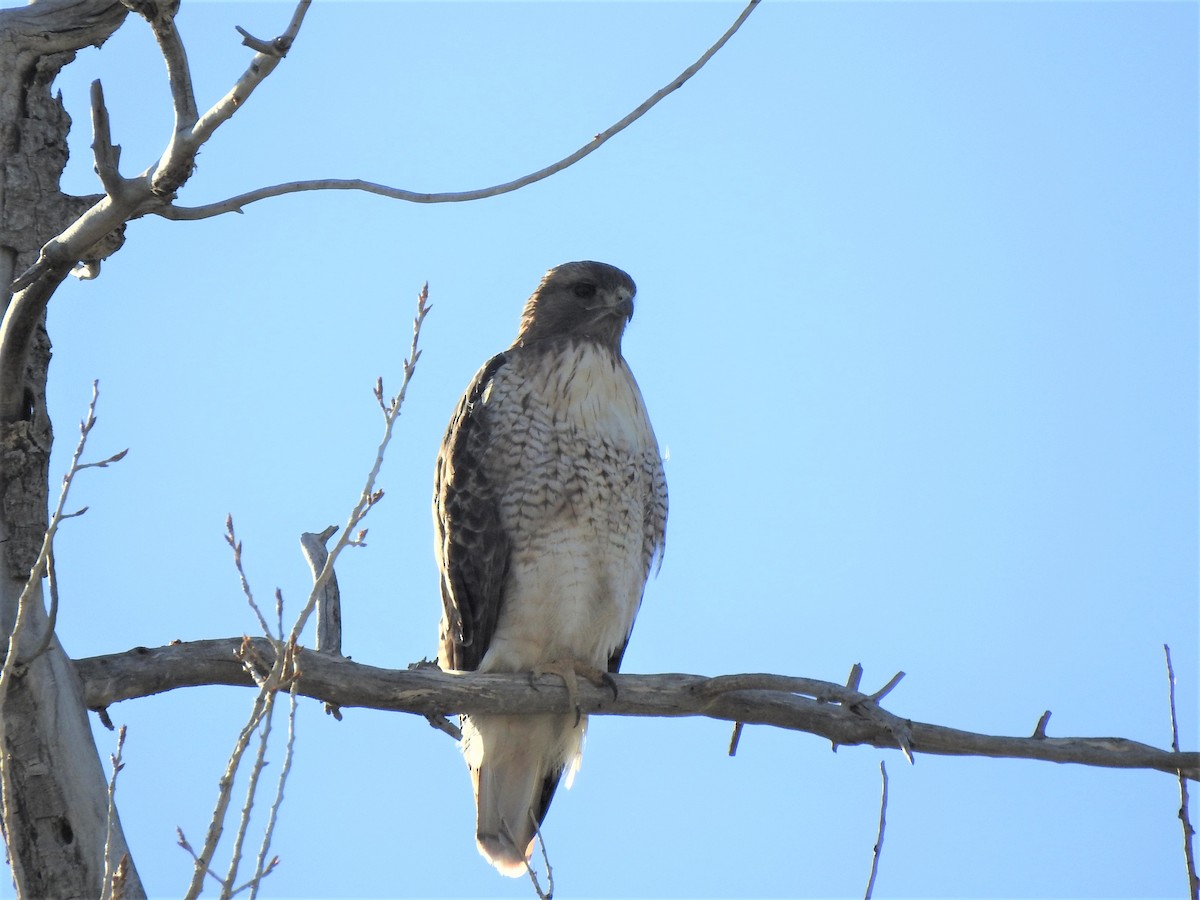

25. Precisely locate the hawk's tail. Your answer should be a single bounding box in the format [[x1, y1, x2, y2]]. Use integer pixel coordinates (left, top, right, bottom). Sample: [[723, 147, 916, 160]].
[[463, 712, 583, 877]]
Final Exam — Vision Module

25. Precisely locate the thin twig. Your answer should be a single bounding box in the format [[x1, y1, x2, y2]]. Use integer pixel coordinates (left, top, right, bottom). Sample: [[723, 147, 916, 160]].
[[187, 284, 429, 897], [284, 284, 430, 650], [177, 827, 225, 889], [221, 695, 277, 899], [1165, 644, 1199, 900], [0, 381, 123, 849], [225, 516, 276, 639], [157, 0, 762, 220], [100, 725, 128, 900], [863, 761, 888, 900], [231, 858, 278, 899], [522, 813, 555, 900], [728, 721, 744, 757], [182, 684, 276, 900], [248, 684, 297, 900]]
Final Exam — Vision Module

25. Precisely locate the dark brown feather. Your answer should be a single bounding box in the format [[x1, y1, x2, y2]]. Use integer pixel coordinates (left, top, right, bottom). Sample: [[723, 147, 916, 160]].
[[434, 352, 511, 672]]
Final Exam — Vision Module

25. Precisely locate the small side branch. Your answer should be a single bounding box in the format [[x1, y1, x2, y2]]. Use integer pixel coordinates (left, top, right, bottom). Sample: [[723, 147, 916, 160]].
[[182, 680, 277, 900], [300, 525, 342, 719], [524, 814, 554, 900], [863, 761, 888, 900], [1032, 710, 1052, 739], [90, 81, 126, 199], [224, 516, 275, 639], [283, 283, 429, 653], [0, 382, 125, 847], [728, 721, 744, 757], [247, 685, 295, 900], [299, 526, 341, 656], [1165, 644, 1199, 900], [100, 725, 129, 900]]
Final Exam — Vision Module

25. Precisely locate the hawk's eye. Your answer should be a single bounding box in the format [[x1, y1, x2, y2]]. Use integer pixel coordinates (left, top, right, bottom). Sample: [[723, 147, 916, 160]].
[[573, 283, 597, 300]]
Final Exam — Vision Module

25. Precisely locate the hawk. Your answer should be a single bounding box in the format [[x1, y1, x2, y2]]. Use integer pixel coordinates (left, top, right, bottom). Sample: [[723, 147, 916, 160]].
[[433, 261, 667, 876]]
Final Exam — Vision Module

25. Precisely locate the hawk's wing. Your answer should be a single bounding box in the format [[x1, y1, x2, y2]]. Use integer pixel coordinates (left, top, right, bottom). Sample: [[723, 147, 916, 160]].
[[434, 352, 511, 672]]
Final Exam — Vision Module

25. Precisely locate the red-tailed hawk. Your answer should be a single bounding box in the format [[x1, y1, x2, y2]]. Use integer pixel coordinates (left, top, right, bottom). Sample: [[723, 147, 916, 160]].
[[434, 261, 667, 876]]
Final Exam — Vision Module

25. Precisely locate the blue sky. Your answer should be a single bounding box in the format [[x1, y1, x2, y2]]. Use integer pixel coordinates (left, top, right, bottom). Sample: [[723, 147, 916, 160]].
[[11, 1, 1197, 897]]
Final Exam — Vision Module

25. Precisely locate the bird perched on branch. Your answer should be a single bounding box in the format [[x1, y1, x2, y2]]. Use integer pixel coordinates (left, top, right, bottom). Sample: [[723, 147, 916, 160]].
[[433, 261, 667, 876]]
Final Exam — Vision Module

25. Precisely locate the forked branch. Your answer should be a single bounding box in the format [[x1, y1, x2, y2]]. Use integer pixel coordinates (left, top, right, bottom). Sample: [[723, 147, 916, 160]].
[[1, 0, 312, 423]]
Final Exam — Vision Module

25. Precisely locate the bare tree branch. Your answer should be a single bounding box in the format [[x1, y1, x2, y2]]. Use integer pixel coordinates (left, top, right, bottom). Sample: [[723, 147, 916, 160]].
[[299, 525, 341, 656], [221, 686, 277, 900], [182, 666, 279, 900], [282, 282, 429, 653], [863, 760, 888, 900], [0, 381, 119, 833], [100, 724, 128, 900], [1165, 644, 1199, 900], [524, 818, 554, 900], [73, 639, 1200, 781], [181, 284, 429, 898], [247, 685, 294, 900], [153, 0, 762, 220], [3, 0, 312, 396]]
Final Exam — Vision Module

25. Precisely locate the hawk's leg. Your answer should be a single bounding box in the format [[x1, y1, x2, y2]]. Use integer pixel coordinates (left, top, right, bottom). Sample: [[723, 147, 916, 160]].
[[530, 659, 617, 726]]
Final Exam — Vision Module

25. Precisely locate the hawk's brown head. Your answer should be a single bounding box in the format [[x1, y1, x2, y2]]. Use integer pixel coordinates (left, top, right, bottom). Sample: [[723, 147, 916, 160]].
[[515, 261, 636, 353]]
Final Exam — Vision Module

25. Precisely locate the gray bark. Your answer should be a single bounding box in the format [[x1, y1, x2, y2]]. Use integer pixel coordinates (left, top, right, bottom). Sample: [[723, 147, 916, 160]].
[[0, 1, 145, 896], [74, 638, 1200, 782]]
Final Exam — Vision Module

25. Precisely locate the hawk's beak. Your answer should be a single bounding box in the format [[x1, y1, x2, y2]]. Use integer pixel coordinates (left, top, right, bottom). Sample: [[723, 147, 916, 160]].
[[584, 291, 634, 322]]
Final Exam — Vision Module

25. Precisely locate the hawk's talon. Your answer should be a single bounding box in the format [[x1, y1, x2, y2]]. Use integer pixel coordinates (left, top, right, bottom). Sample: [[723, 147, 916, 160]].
[[531, 659, 617, 726], [601, 672, 619, 701]]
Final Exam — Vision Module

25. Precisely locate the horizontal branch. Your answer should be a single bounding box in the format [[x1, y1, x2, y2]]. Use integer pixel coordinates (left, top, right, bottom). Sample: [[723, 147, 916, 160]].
[[73, 639, 1199, 781]]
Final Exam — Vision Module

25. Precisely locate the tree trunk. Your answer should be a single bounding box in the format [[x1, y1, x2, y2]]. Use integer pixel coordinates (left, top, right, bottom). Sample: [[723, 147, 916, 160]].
[[0, 1, 145, 896]]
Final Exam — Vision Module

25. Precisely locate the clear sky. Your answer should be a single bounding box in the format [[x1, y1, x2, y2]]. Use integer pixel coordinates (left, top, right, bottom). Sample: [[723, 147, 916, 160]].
[[9, 1, 1196, 897]]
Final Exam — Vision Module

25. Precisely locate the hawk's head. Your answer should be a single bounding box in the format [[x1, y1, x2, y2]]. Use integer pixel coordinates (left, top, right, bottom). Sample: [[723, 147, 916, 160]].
[[515, 261, 637, 353]]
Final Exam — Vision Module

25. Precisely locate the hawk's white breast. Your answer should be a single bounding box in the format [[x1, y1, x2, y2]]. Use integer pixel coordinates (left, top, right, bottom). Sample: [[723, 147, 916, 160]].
[[477, 340, 660, 675]]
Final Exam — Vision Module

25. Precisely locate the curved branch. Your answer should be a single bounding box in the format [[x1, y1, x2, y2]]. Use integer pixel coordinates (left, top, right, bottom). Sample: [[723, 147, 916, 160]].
[[154, 0, 762, 220], [73, 639, 1200, 781]]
